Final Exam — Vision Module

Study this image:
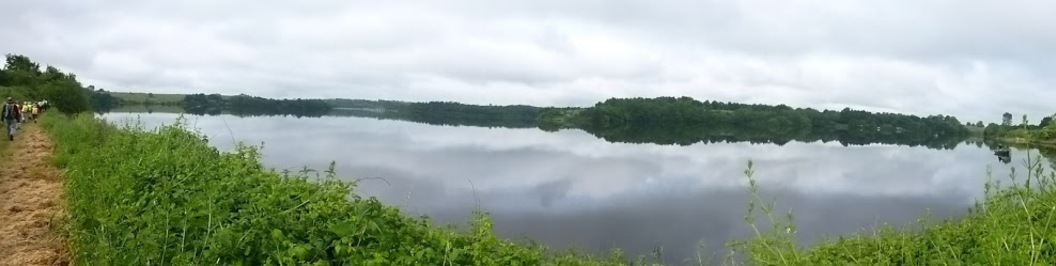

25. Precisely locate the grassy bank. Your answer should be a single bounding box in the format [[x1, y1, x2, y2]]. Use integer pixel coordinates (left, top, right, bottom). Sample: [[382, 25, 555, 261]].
[[994, 137, 1056, 150], [43, 112, 1056, 265], [43, 113, 636, 265], [736, 158, 1056, 265]]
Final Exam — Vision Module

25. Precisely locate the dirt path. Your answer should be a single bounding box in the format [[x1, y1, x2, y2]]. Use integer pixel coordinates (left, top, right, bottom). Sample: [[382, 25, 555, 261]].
[[0, 123, 69, 266]]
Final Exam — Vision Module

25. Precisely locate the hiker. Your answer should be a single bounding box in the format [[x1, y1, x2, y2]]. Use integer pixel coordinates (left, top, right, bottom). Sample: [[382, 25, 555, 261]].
[[21, 101, 31, 122], [26, 101, 33, 122], [2, 97, 22, 141], [16, 101, 24, 127], [30, 102, 39, 122]]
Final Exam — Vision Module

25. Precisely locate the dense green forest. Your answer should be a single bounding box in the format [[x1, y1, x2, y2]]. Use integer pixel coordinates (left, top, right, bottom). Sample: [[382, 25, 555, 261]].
[[540, 97, 971, 148], [182, 93, 332, 117]]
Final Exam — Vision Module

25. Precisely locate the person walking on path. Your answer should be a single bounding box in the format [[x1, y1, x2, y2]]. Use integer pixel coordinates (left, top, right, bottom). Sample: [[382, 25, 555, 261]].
[[2, 97, 22, 141], [21, 101, 31, 123], [30, 102, 39, 122]]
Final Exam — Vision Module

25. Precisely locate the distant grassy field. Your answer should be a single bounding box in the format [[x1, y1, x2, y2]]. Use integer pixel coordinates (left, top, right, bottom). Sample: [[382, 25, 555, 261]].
[[108, 105, 186, 114], [110, 92, 186, 104]]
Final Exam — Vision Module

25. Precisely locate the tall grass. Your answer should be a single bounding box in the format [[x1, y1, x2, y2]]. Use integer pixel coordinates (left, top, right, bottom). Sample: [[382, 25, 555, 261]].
[[735, 153, 1056, 265], [43, 112, 1056, 265]]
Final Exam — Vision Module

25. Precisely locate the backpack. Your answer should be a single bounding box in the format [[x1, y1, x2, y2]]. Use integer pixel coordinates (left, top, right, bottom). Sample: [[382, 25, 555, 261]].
[[2, 103, 14, 120]]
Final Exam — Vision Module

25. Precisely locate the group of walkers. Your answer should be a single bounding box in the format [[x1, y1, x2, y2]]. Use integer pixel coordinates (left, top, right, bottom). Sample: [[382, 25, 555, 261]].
[[1, 97, 50, 141]]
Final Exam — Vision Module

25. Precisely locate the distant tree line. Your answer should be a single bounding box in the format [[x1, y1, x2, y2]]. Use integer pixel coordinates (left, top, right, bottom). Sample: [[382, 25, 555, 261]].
[[326, 99, 542, 128], [537, 97, 971, 148], [183, 93, 332, 117], [0, 54, 95, 114], [983, 111, 1056, 144], [85, 91, 182, 112], [398, 102, 540, 128], [329, 96, 972, 148], [115, 93, 183, 107], [86, 86, 121, 113]]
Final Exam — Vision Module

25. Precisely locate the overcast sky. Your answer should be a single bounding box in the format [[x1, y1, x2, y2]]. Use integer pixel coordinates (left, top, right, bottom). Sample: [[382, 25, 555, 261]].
[[1, 0, 1054, 123]]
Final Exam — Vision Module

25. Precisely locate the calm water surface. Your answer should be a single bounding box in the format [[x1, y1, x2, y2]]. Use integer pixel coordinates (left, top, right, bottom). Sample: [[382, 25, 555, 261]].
[[100, 112, 1031, 264]]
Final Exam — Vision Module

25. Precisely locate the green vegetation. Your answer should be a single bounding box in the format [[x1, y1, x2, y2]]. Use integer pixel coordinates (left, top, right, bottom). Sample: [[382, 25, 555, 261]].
[[983, 112, 1056, 148], [104, 91, 334, 117], [734, 152, 1056, 265], [327, 97, 972, 148], [183, 93, 333, 117], [108, 91, 187, 106], [541, 97, 970, 149], [0, 54, 95, 114], [86, 87, 121, 113], [108, 104, 187, 114], [44, 113, 647, 265], [327, 99, 543, 128]]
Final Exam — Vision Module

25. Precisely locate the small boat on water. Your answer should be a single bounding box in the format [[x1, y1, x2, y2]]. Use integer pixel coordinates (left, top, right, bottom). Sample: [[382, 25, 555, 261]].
[[993, 145, 1011, 156], [992, 145, 1012, 163]]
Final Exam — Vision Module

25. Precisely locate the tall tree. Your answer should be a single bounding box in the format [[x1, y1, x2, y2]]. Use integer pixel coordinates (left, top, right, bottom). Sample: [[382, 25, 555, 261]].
[[5, 54, 40, 72], [1003, 112, 1013, 126], [2, 54, 42, 87], [0, 54, 92, 114], [1040, 117, 1053, 128]]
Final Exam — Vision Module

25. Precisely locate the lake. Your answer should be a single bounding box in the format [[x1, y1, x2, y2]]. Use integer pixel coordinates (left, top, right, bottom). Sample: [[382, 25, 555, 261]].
[[98, 111, 1033, 264]]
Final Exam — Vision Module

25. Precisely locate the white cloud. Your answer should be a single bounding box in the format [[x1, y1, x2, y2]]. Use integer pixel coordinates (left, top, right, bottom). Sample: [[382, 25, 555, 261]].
[[4, 0, 1056, 123]]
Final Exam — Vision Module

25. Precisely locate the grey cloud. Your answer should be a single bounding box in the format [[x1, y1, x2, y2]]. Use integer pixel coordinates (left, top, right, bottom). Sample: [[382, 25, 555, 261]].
[[536, 26, 576, 55], [416, 0, 1056, 61]]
